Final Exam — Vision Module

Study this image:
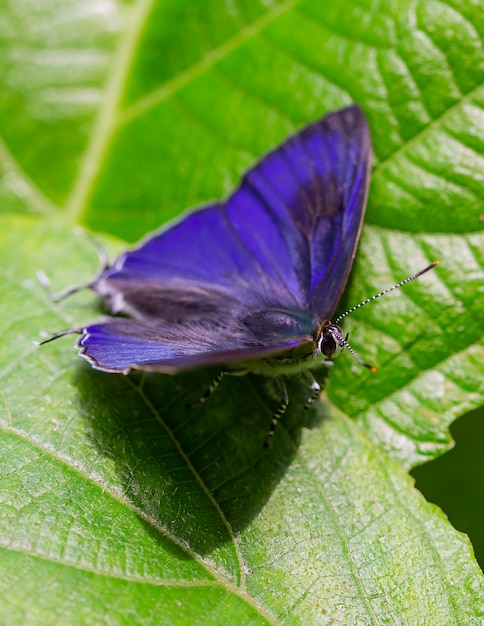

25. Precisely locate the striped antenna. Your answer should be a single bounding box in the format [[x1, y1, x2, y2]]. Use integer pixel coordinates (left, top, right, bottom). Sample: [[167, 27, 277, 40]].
[[334, 261, 439, 326], [338, 335, 377, 373]]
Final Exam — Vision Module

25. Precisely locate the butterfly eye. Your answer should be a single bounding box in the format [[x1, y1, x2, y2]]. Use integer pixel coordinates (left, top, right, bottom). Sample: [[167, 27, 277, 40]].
[[318, 323, 345, 359]]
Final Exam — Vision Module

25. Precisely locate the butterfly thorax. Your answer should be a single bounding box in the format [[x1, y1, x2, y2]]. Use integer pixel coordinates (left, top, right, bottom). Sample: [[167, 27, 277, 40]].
[[231, 316, 342, 377]]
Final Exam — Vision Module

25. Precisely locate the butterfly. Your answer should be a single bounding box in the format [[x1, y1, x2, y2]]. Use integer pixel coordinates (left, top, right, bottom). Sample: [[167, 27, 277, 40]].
[[41, 105, 436, 443]]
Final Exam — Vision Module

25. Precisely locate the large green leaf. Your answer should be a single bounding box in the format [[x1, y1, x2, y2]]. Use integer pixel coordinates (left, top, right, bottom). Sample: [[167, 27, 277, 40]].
[[1, 0, 484, 623]]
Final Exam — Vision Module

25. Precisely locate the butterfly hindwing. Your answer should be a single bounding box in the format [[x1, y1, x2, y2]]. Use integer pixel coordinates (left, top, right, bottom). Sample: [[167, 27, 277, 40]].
[[79, 319, 309, 374]]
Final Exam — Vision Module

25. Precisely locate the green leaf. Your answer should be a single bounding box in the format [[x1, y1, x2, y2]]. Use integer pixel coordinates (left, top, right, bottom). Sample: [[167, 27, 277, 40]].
[[1, 0, 484, 623]]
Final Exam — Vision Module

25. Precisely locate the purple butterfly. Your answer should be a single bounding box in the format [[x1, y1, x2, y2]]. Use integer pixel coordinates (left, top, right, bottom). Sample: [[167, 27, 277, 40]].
[[81, 104, 370, 370], [42, 105, 436, 442]]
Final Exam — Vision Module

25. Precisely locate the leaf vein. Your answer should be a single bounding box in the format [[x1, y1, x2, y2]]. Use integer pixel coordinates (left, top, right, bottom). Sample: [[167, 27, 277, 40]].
[[211, 64, 298, 125], [0, 137, 58, 216], [374, 84, 484, 177], [297, 456, 382, 622], [171, 96, 255, 158], [118, 0, 299, 128], [123, 377, 248, 589]]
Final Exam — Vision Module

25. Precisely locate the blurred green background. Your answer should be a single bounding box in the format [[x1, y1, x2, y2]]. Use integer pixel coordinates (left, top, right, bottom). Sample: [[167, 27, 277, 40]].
[[413, 404, 484, 568]]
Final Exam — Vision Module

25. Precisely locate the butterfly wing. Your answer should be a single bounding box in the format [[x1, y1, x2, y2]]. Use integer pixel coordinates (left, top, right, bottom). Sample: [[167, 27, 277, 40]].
[[80, 105, 371, 373], [78, 318, 309, 374]]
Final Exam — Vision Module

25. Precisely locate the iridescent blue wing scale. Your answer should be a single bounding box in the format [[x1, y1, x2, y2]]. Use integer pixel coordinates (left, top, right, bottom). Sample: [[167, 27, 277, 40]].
[[80, 105, 371, 373], [79, 320, 308, 374]]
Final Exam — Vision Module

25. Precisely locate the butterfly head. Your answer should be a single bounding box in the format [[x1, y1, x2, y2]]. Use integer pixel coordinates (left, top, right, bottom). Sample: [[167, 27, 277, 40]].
[[316, 320, 377, 372], [314, 261, 440, 373], [317, 320, 345, 359]]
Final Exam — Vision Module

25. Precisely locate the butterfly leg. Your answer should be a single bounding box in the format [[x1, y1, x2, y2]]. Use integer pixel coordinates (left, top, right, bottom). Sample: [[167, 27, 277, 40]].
[[188, 370, 226, 409], [264, 377, 289, 448], [300, 371, 321, 412]]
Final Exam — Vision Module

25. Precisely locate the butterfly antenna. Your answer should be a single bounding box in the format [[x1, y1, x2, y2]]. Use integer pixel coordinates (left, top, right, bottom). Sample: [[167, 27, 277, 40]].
[[35, 327, 82, 347], [338, 334, 377, 373], [37, 234, 110, 302], [37, 270, 89, 302], [334, 261, 439, 326]]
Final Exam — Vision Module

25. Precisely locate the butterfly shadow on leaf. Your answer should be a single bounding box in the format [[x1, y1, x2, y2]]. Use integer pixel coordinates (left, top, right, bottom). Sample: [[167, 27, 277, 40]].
[[56, 104, 370, 556], [72, 363, 330, 556]]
